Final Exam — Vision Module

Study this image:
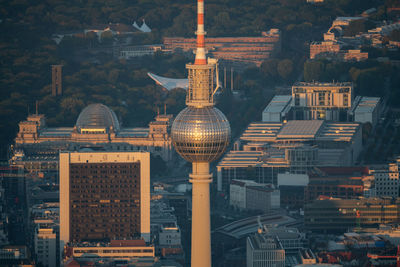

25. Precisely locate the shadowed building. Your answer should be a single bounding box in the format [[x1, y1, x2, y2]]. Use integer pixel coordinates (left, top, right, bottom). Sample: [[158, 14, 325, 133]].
[[304, 197, 400, 232], [246, 231, 285, 267]]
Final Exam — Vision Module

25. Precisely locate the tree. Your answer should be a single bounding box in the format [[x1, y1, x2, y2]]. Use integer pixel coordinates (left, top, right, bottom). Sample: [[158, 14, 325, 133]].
[[260, 58, 279, 79], [277, 59, 293, 80], [303, 60, 324, 81], [150, 154, 167, 177], [389, 29, 400, 42]]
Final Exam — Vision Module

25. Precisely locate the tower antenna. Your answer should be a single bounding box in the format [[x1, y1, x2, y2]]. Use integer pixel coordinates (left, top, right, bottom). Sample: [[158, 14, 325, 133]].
[[194, 0, 206, 65]]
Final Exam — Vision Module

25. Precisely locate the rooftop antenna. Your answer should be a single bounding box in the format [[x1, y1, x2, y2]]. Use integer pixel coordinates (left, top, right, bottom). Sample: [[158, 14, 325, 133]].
[[194, 0, 206, 65], [36, 100, 39, 115]]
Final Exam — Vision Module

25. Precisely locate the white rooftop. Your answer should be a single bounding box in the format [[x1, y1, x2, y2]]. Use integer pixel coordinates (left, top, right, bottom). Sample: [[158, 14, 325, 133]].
[[263, 95, 292, 114], [147, 72, 188, 90]]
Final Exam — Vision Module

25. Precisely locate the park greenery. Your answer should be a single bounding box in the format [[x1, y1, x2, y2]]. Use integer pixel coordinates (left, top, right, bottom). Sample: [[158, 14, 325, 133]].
[[0, 0, 399, 159]]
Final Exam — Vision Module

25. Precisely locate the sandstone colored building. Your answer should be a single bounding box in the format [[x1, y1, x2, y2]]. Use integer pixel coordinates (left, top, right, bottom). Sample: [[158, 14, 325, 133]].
[[11, 103, 173, 172]]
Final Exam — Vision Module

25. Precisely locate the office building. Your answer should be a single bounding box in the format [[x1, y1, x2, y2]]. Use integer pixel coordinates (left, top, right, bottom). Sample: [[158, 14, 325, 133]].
[[372, 158, 400, 198], [349, 96, 382, 127], [262, 95, 292, 122], [158, 222, 181, 246], [230, 180, 280, 212], [263, 83, 381, 126], [32, 202, 59, 267], [217, 120, 362, 191], [304, 166, 371, 203], [0, 245, 34, 266], [34, 224, 57, 267], [64, 240, 154, 259], [304, 197, 400, 232], [246, 231, 285, 267], [309, 41, 341, 60], [59, 151, 150, 247], [164, 29, 281, 69], [291, 82, 353, 121], [118, 44, 163, 59], [11, 103, 173, 172]]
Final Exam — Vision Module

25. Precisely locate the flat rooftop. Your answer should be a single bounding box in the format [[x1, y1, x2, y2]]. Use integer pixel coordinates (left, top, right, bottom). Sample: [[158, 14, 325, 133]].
[[277, 120, 323, 139], [215, 212, 298, 239], [293, 81, 352, 88], [262, 95, 292, 114], [353, 96, 380, 113]]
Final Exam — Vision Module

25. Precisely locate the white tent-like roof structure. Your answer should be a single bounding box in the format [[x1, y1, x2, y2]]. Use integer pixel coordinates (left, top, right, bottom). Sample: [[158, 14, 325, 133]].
[[147, 72, 188, 91], [133, 20, 151, 33]]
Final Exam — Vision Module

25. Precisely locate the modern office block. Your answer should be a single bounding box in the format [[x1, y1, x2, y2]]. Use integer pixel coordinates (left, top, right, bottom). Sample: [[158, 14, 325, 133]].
[[59, 151, 150, 248]]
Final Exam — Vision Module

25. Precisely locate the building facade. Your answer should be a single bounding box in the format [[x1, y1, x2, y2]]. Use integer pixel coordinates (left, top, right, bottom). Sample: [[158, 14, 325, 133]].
[[262, 95, 292, 122], [230, 180, 280, 212], [263, 84, 381, 125], [291, 82, 353, 121], [217, 120, 362, 191], [304, 167, 371, 203], [310, 41, 341, 59], [59, 151, 150, 247], [304, 197, 400, 232], [373, 158, 400, 198], [246, 186, 280, 213], [246, 232, 285, 267], [35, 225, 57, 267], [11, 103, 173, 173], [164, 29, 281, 69], [64, 240, 154, 259]]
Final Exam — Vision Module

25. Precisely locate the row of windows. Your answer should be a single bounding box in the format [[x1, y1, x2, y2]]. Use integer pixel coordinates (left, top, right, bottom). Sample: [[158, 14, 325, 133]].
[[74, 249, 153, 253]]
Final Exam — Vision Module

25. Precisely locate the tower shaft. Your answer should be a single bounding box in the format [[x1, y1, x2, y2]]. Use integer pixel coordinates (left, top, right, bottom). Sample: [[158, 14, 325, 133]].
[[190, 162, 212, 267]]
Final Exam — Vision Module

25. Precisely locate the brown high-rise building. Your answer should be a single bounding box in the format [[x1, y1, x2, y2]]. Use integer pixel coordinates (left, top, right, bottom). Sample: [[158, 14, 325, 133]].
[[51, 65, 62, 96], [60, 151, 150, 247]]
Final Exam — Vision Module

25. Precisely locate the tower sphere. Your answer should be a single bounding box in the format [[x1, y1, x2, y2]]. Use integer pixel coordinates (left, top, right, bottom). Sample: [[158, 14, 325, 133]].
[[171, 106, 230, 163]]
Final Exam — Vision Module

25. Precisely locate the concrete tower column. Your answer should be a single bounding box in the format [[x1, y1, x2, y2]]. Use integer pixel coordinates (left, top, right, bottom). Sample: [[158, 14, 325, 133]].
[[189, 162, 212, 267]]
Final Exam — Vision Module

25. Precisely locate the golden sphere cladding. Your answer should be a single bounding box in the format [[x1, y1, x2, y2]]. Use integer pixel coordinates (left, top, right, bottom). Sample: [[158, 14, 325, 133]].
[[171, 107, 231, 163]]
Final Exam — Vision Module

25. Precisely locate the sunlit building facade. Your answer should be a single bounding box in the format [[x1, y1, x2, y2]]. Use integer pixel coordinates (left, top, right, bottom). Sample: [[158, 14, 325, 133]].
[[291, 82, 353, 121], [59, 151, 150, 247], [11, 103, 173, 172]]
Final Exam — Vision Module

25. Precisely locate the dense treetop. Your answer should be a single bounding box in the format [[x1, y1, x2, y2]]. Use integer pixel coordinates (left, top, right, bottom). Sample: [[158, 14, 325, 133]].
[[0, 0, 397, 158]]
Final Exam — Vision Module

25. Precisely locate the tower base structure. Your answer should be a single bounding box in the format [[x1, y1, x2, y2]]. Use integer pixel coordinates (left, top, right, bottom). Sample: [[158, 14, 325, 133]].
[[189, 162, 212, 267]]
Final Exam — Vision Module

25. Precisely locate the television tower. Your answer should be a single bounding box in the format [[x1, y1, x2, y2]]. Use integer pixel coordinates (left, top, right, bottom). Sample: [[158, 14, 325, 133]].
[[171, 0, 231, 266]]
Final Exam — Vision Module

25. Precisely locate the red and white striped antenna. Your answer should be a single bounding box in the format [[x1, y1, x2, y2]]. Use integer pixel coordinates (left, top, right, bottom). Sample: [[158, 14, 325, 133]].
[[194, 0, 206, 65]]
